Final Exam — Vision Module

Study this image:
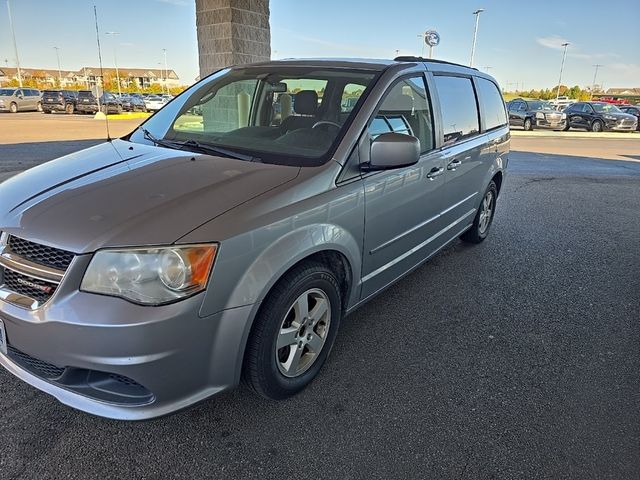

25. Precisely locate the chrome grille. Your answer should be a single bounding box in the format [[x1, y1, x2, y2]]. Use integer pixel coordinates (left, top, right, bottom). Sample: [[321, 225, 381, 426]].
[[7, 235, 74, 270]]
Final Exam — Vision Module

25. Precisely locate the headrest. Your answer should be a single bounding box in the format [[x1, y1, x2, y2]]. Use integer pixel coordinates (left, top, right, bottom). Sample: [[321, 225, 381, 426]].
[[383, 93, 414, 112], [294, 90, 318, 115]]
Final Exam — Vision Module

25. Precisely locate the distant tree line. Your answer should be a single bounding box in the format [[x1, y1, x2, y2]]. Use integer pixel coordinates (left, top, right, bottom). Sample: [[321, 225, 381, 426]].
[[506, 84, 592, 101]]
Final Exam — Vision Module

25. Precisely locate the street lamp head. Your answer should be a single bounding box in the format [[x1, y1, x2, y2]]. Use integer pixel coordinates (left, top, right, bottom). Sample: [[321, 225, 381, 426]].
[[473, 9, 484, 14], [105, 31, 120, 36], [561, 42, 570, 47]]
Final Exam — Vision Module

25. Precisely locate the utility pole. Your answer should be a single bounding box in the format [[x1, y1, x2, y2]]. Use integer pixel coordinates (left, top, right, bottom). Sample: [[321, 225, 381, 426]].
[[162, 48, 168, 95], [53, 46, 62, 87], [555, 42, 570, 101], [470, 9, 484, 67], [105, 31, 121, 95], [590, 64, 603, 100], [6, 0, 23, 87]]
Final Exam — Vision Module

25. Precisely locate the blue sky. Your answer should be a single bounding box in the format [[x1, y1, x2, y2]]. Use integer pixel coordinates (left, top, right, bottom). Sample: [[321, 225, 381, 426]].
[[1, 0, 639, 90]]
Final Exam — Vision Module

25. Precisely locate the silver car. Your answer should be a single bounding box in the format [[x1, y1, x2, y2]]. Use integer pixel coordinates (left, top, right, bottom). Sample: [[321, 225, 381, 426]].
[[0, 58, 509, 419], [0, 88, 42, 113]]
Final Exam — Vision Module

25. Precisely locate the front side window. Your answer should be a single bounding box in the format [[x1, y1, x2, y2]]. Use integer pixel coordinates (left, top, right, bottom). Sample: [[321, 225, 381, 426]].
[[476, 77, 507, 130], [434, 75, 480, 146], [132, 67, 378, 166], [592, 103, 621, 113], [367, 75, 434, 153]]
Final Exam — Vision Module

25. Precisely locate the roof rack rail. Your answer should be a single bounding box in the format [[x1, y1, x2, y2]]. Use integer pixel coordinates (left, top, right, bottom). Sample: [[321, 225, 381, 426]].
[[393, 56, 477, 70]]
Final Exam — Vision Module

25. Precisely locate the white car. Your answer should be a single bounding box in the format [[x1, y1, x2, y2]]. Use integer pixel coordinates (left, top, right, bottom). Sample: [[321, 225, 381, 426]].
[[144, 95, 168, 112]]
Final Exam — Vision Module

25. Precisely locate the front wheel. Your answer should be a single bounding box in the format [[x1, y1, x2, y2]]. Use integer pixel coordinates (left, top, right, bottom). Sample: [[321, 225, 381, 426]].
[[65, 103, 74, 114], [9, 102, 17, 113], [243, 261, 342, 400], [461, 181, 498, 244], [591, 120, 603, 132], [523, 118, 533, 131]]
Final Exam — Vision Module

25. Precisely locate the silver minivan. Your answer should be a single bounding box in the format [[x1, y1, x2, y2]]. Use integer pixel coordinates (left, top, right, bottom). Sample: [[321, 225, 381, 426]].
[[0, 88, 43, 113], [0, 58, 509, 419]]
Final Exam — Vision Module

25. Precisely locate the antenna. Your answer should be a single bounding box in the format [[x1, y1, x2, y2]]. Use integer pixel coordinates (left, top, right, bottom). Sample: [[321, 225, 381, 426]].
[[93, 5, 111, 141]]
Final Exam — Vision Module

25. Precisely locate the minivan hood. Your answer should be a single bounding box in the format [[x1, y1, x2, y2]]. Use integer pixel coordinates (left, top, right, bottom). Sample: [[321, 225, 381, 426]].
[[0, 140, 299, 253]]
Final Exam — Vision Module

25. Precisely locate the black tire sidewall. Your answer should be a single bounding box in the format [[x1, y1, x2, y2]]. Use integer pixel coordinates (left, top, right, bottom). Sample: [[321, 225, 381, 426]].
[[524, 118, 532, 131], [592, 120, 603, 132], [246, 264, 342, 399], [461, 181, 498, 243]]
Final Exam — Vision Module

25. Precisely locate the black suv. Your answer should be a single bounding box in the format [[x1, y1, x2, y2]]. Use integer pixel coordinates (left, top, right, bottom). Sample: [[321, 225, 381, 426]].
[[618, 105, 640, 131], [42, 90, 78, 114], [76, 91, 123, 114], [563, 102, 637, 132], [507, 98, 566, 131]]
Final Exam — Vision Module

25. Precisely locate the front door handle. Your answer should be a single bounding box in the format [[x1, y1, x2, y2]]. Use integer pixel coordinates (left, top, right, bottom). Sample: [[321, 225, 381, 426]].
[[447, 159, 462, 171], [426, 167, 444, 180]]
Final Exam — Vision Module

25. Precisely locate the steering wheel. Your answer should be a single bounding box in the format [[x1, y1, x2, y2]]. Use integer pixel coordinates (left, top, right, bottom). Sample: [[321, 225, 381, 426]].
[[312, 121, 341, 130]]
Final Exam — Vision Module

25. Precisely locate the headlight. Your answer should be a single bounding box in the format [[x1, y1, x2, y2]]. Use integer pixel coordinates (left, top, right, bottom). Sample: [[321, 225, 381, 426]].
[[561, 113, 567, 119], [603, 115, 616, 120], [535, 112, 544, 119], [81, 244, 217, 305]]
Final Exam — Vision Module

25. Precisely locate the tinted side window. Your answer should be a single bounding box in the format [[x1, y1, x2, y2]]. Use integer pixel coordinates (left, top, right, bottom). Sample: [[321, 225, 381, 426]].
[[368, 75, 434, 153], [434, 75, 480, 146], [477, 78, 507, 130]]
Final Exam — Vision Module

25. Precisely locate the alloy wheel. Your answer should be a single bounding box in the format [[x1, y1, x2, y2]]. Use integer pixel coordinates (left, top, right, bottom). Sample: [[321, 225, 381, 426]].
[[275, 288, 331, 378], [478, 190, 494, 234]]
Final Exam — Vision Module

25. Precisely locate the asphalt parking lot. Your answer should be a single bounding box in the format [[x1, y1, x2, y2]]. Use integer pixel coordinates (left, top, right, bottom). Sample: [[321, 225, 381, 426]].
[[0, 114, 639, 479]]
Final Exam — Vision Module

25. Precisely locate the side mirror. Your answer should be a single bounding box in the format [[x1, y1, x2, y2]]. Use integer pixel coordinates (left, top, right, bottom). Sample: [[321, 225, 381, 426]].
[[363, 132, 420, 171]]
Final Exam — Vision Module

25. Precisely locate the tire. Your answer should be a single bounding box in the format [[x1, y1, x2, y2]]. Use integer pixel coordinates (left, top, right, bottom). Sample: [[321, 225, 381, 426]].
[[243, 261, 343, 400], [461, 180, 498, 244], [44, 109, 52, 114], [591, 120, 603, 132], [523, 118, 533, 131], [9, 102, 17, 113], [36, 102, 42, 112], [563, 121, 570, 131], [65, 103, 74, 114]]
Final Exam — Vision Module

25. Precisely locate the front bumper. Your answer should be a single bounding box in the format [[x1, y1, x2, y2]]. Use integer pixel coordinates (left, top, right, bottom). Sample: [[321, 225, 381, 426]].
[[605, 120, 637, 131], [535, 118, 566, 129], [0, 282, 254, 420]]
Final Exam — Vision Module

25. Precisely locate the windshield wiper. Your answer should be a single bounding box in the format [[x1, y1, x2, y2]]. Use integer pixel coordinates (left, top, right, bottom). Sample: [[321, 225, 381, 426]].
[[140, 127, 260, 162]]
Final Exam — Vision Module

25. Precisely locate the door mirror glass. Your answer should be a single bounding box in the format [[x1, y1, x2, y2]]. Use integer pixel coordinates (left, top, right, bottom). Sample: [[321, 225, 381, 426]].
[[364, 132, 420, 171]]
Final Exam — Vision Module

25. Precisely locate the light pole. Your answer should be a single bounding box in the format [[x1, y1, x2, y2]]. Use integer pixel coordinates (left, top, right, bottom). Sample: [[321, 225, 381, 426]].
[[105, 31, 121, 95], [470, 8, 484, 67], [590, 64, 603, 100], [555, 42, 570, 101], [417, 33, 425, 57], [6, 0, 23, 87], [162, 48, 168, 95], [53, 46, 62, 87]]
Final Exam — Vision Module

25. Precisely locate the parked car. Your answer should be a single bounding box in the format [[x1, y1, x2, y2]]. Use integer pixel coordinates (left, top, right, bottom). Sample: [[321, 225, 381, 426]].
[[563, 102, 638, 132], [617, 105, 640, 131], [119, 94, 147, 112], [0, 88, 42, 113], [76, 91, 123, 114], [507, 98, 567, 131], [144, 95, 168, 112], [41, 90, 78, 114], [0, 57, 509, 420]]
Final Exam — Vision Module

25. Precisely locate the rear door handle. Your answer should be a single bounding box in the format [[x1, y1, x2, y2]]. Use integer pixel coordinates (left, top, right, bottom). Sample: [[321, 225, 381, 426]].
[[426, 167, 444, 180], [447, 159, 462, 171]]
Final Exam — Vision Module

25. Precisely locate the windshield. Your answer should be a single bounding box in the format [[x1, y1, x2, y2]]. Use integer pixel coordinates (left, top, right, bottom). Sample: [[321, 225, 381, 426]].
[[528, 101, 553, 110], [592, 103, 621, 113], [0, 89, 16, 96], [128, 66, 378, 166]]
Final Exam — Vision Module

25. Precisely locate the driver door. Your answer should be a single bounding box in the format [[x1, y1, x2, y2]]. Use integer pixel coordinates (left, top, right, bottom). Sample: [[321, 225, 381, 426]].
[[361, 75, 447, 299]]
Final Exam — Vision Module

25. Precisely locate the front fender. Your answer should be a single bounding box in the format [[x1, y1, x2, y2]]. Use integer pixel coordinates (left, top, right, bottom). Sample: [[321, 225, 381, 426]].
[[225, 223, 362, 312]]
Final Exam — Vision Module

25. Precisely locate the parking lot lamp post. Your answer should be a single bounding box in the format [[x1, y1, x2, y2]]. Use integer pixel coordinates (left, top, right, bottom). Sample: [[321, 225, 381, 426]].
[[6, 0, 23, 88], [590, 64, 603, 100], [470, 9, 484, 67], [555, 42, 570, 101], [162, 48, 168, 95], [53, 46, 62, 88], [105, 32, 122, 96]]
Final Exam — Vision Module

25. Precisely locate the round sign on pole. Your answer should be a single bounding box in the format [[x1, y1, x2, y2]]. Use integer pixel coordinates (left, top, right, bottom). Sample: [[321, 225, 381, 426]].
[[424, 30, 440, 47]]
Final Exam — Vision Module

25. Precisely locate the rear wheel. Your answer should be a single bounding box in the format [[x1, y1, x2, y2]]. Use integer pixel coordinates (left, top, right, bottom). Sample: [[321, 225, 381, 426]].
[[65, 103, 74, 114], [523, 118, 533, 131], [9, 102, 17, 113], [591, 120, 603, 132], [461, 181, 498, 244], [243, 261, 342, 400]]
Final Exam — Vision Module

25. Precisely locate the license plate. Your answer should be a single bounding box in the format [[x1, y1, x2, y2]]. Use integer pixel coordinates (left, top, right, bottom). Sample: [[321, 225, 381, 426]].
[[0, 319, 7, 355]]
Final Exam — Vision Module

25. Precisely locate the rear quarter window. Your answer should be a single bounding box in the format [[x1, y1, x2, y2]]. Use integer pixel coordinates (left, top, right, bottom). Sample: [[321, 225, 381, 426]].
[[476, 77, 507, 130]]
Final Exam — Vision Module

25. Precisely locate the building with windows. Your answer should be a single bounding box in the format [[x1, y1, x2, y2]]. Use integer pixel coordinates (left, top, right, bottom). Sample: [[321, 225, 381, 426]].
[[0, 66, 180, 90]]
